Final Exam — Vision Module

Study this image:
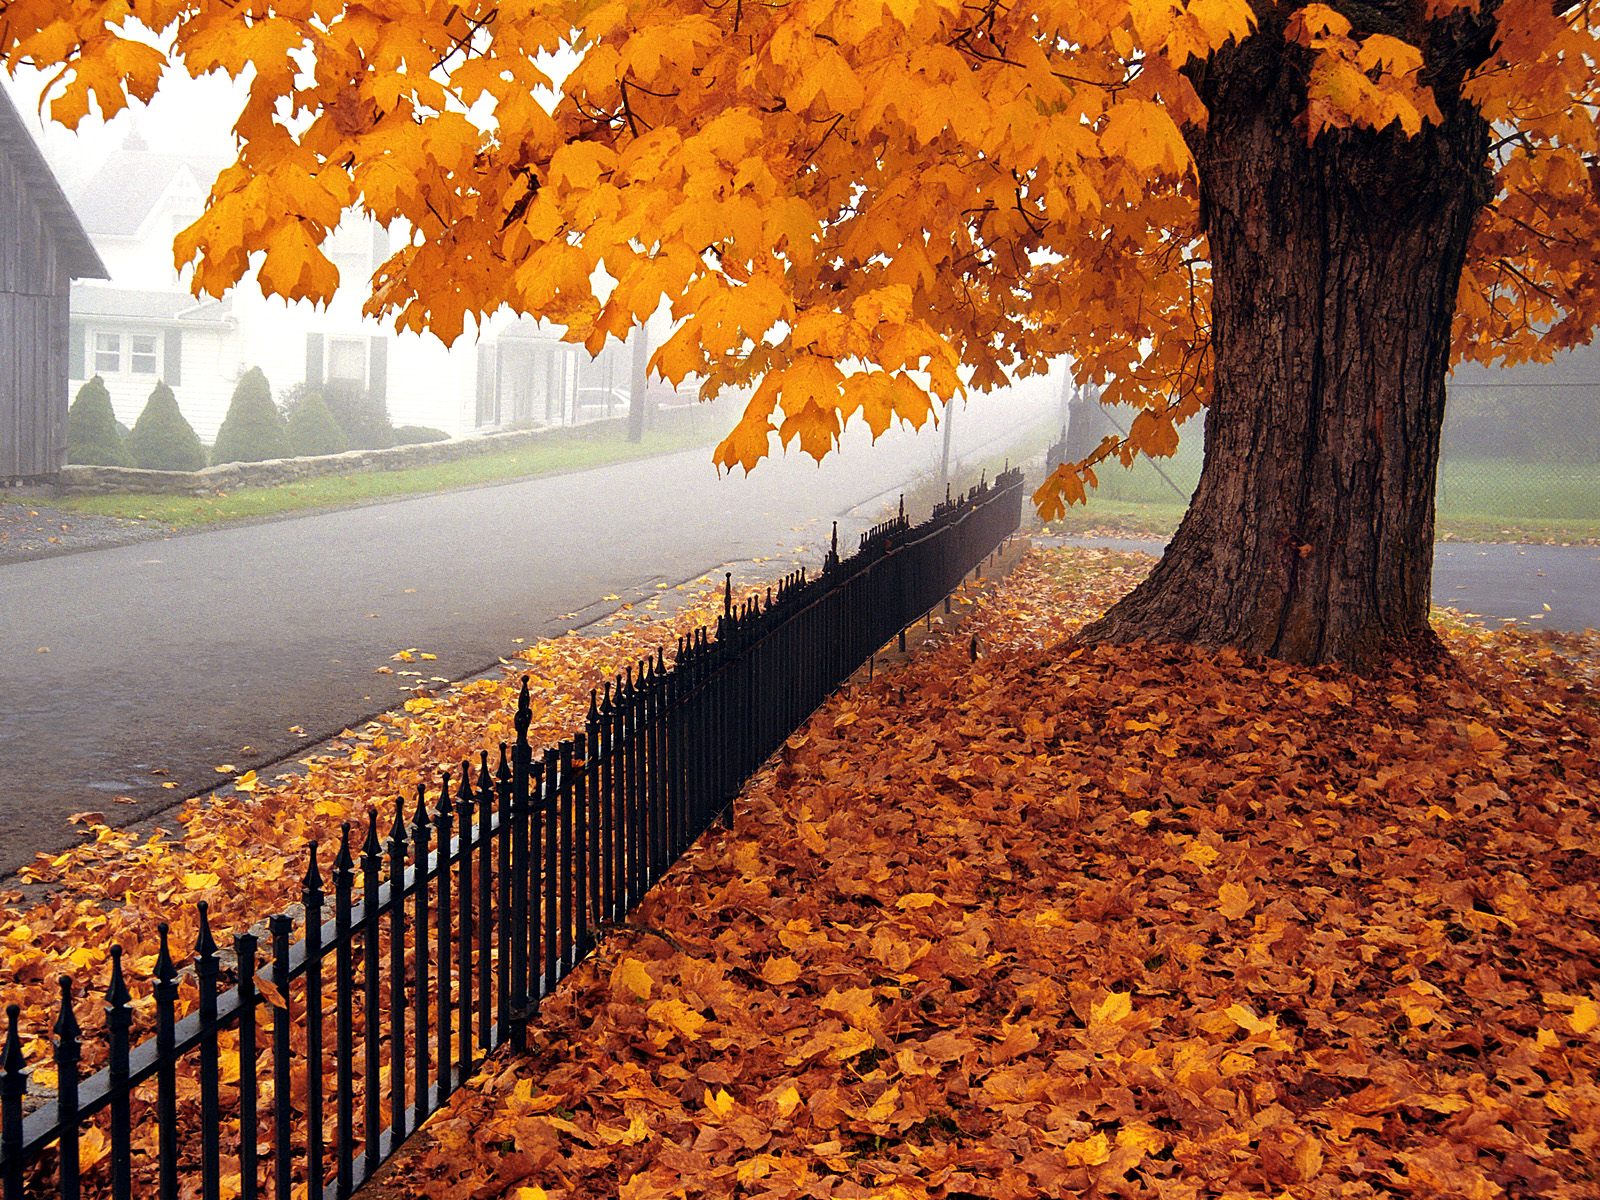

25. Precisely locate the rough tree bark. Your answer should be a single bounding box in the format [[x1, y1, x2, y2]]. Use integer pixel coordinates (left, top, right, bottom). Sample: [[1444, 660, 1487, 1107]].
[[1081, 25, 1493, 672]]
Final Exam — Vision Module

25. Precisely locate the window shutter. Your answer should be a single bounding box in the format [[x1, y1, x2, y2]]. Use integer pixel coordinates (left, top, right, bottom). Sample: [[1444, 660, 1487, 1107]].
[[164, 329, 182, 386], [306, 333, 324, 387], [369, 224, 389, 271], [368, 336, 388, 401], [69, 321, 86, 379]]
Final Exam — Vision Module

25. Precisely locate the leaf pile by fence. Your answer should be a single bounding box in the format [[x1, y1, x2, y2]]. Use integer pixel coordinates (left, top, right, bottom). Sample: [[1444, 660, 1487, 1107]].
[[371, 545, 1600, 1200]]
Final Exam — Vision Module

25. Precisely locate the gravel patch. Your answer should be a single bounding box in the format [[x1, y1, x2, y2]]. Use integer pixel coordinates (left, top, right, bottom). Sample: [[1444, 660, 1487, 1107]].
[[0, 500, 172, 564]]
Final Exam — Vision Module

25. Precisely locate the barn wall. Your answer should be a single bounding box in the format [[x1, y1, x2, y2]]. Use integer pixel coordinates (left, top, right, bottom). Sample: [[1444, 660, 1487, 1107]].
[[0, 144, 71, 478]]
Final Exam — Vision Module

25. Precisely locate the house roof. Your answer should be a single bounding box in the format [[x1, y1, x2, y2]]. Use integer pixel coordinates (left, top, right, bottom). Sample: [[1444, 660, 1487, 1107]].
[[67, 141, 226, 238], [71, 283, 235, 327], [0, 85, 108, 280]]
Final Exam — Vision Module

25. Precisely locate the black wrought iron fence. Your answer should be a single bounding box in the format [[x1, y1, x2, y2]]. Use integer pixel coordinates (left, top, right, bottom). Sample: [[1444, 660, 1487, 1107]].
[[0, 468, 1025, 1200]]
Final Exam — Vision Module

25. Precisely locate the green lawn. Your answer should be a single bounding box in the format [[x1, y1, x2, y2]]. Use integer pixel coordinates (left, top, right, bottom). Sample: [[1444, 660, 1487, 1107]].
[[50, 418, 719, 529], [1041, 449, 1600, 543]]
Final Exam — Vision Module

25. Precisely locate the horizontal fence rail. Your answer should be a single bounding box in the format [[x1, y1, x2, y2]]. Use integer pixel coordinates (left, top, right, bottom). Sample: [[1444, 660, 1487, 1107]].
[[1, 468, 1025, 1200]]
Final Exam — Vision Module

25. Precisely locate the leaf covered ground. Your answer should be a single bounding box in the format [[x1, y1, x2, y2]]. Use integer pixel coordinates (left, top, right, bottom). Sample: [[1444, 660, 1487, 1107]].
[[377, 546, 1600, 1200]]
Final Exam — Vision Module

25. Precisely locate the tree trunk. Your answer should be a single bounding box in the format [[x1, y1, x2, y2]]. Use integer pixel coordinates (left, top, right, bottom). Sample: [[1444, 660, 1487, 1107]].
[[1082, 35, 1491, 672]]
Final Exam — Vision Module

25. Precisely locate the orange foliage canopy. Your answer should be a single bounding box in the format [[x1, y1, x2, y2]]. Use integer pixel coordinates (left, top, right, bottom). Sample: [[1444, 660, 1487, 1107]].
[[5, 0, 1598, 509]]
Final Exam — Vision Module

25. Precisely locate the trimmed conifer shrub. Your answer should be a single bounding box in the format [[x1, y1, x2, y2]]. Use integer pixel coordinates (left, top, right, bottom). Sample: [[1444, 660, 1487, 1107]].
[[322, 377, 395, 450], [127, 381, 207, 471], [211, 367, 291, 464], [392, 425, 450, 445], [286, 390, 348, 457], [66, 376, 130, 466]]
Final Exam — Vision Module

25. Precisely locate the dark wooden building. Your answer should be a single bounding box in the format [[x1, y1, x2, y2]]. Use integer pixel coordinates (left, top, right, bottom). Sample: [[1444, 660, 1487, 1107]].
[[0, 84, 108, 480]]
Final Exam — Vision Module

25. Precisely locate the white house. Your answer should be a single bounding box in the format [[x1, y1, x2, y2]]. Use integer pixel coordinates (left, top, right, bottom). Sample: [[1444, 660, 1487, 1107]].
[[63, 128, 646, 445]]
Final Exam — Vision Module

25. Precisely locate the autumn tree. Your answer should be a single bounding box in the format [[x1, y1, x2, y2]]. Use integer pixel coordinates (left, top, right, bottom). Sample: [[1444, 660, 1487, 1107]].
[[7, 0, 1598, 667]]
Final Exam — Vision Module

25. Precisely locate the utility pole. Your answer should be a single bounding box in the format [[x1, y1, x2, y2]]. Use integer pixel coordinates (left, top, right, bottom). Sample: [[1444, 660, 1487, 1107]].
[[938, 399, 955, 490], [627, 325, 649, 443]]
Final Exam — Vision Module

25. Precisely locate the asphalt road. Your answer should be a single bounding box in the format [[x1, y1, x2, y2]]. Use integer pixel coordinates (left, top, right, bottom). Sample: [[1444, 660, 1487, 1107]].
[[0, 404, 1041, 877], [1050, 535, 1600, 631]]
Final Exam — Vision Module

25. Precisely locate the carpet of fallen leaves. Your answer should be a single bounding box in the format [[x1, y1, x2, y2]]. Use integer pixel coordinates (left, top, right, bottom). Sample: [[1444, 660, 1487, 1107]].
[[0, 575, 753, 1073], [376, 546, 1600, 1200]]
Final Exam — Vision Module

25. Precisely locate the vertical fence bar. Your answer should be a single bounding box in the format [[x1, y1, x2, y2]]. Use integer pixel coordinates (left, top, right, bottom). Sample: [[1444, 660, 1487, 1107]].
[[527, 759, 545, 1013], [572, 731, 589, 962], [360, 813, 382, 1181], [542, 747, 559, 996], [386, 802, 408, 1148], [455, 767, 474, 1075], [105, 947, 132, 1200], [409, 787, 430, 1131], [332, 828, 355, 1199], [599, 686, 616, 924], [302, 844, 325, 1200], [477, 752, 494, 1054], [269, 915, 293, 1200], [152, 925, 179, 1200], [558, 740, 575, 972], [587, 693, 606, 930], [500, 738, 520, 1049], [433, 774, 453, 1096], [236, 933, 260, 1200], [1, 1006, 24, 1200], [54, 978, 82, 1200], [196, 904, 222, 1200]]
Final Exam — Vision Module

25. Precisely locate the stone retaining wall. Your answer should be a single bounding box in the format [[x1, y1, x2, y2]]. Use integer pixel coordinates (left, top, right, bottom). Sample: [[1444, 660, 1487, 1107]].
[[50, 418, 631, 496]]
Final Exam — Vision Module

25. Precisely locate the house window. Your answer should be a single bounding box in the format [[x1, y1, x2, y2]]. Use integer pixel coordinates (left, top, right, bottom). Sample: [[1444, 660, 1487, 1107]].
[[94, 332, 122, 375], [327, 337, 367, 384], [130, 334, 159, 375]]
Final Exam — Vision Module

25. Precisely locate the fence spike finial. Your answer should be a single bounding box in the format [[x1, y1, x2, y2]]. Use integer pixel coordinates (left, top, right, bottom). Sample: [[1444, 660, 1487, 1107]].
[[457, 762, 474, 805], [154, 921, 177, 985], [588, 689, 600, 724], [497, 742, 512, 785], [515, 676, 532, 738], [656, 645, 666, 672], [363, 807, 382, 859], [54, 975, 80, 1047], [2, 1004, 23, 1079], [334, 822, 353, 876], [480, 749, 493, 791], [106, 945, 130, 1010], [724, 572, 733, 617], [412, 783, 430, 831], [391, 793, 408, 846], [303, 839, 324, 897], [195, 900, 217, 961]]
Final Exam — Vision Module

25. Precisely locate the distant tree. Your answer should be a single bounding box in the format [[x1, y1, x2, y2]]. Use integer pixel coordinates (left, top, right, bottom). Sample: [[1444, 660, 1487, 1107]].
[[66, 376, 130, 467], [127, 381, 207, 472], [391, 425, 450, 445], [285, 390, 349, 457], [212, 367, 291, 464], [321, 378, 394, 450]]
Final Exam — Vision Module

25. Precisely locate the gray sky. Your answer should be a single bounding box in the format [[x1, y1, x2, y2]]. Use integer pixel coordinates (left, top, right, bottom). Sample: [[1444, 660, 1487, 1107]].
[[3, 64, 241, 187]]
